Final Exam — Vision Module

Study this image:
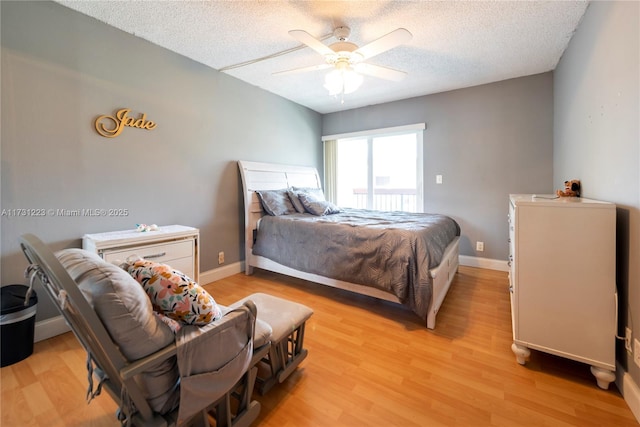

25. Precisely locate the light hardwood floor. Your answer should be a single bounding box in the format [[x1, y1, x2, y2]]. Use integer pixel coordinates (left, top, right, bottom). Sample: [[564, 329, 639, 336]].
[[1, 266, 637, 426]]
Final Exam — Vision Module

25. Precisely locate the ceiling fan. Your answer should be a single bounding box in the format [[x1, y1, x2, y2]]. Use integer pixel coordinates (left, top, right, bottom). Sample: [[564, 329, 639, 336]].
[[274, 26, 412, 97]]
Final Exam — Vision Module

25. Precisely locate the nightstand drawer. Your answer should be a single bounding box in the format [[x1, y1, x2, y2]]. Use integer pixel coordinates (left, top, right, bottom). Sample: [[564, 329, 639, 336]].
[[84, 225, 200, 282], [163, 257, 194, 278], [103, 240, 193, 264], [103, 240, 195, 278]]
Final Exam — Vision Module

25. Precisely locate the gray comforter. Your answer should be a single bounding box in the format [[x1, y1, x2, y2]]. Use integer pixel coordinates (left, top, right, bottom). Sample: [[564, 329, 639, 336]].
[[252, 209, 460, 320]]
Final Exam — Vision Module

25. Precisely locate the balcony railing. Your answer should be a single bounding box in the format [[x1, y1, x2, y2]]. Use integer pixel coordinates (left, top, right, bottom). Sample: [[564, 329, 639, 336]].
[[351, 188, 417, 212]]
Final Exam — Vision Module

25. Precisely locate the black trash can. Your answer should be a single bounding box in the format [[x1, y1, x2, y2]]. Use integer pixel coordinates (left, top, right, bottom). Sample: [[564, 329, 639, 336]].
[[1, 285, 38, 367]]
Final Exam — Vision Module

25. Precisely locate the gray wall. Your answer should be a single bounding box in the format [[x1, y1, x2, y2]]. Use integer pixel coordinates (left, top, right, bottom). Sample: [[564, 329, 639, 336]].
[[554, 1, 640, 387], [323, 73, 554, 261], [1, 1, 322, 320]]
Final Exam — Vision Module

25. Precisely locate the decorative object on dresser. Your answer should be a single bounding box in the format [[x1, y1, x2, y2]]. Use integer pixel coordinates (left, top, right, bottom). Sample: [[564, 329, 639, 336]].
[[83, 224, 199, 282], [556, 179, 581, 197], [507, 194, 616, 389]]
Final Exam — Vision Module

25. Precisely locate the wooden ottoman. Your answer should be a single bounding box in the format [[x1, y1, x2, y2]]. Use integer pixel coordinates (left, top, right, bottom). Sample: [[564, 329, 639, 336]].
[[233, 293, 313, 394]]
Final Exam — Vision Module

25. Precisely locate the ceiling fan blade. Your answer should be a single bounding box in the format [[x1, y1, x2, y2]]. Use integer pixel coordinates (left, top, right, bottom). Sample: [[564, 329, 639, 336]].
[[273, 63, 332, 76], [289, 30, 335, 57], [354, 28, 412, 60], [354, 63, 407, 82]]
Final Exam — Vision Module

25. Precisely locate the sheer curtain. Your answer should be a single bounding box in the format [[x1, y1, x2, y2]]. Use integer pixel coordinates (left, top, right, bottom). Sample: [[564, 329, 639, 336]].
[[323, 139, 337, 203]]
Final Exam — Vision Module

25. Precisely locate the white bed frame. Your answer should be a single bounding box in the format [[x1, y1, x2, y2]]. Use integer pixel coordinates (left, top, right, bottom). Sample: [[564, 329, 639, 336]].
[[238, 160, 460, 329]]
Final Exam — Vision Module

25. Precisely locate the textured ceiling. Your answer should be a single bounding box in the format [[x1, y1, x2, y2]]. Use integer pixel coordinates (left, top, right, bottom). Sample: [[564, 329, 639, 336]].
[[55, 1, 589, 114]]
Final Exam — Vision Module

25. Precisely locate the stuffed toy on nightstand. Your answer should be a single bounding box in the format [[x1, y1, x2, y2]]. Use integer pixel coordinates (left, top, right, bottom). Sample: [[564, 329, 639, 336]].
[[556, 179, 581, 197]]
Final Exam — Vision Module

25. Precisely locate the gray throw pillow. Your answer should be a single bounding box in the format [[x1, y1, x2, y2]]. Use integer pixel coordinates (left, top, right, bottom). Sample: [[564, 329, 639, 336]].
[[298, 192, 342, 216], [286, 190, 306, 213], [256, 189, 297, 216], [291, 186, 326, 201]]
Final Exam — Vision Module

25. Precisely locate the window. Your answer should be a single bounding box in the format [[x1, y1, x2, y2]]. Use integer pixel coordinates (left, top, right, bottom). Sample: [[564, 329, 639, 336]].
[[323, 124, 424, 213]]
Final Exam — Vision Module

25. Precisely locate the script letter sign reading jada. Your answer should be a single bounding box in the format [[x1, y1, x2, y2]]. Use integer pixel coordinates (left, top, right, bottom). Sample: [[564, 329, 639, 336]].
[[95, 108, 157, 138]]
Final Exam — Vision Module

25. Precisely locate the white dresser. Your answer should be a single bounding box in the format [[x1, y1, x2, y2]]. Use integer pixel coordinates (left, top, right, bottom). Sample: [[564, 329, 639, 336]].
[[507, 194, 616, 389], [83, 225, 200, 282]]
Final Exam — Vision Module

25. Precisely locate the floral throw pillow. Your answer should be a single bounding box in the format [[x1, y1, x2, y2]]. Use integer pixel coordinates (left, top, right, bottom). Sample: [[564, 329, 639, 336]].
[[126, 259, 222, 326]]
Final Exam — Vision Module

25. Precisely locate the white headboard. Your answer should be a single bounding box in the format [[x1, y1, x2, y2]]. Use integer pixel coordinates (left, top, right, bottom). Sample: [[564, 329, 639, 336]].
[[237, 160, 322, 271]]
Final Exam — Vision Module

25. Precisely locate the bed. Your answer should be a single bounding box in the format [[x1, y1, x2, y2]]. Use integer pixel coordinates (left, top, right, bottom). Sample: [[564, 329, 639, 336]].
[[238, 160, 460, 329]]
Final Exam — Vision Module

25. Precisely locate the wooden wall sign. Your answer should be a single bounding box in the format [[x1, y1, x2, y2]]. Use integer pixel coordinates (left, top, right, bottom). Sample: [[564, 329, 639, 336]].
[[95, 108, 157, 138]]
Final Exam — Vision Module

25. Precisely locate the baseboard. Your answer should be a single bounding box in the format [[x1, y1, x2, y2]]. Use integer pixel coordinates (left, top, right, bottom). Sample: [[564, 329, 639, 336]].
[[459, 255, 509, 271], [34, 315, 70, 343], [199, 261, 245, 285], [616, 362, 640, 423]]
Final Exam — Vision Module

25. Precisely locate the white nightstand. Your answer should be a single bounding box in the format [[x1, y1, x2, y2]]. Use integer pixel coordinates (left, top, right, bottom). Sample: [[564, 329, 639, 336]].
[[83, 225, 200, 281]]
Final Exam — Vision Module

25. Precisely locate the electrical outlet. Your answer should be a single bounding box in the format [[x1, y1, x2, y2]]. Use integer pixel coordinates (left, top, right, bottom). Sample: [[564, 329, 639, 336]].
[[626, 327, 633, 352], [218, 251, 224, 265], [476, 241, 484, 252], [634, 339, 640, 368], [436, 175, 443, 184]]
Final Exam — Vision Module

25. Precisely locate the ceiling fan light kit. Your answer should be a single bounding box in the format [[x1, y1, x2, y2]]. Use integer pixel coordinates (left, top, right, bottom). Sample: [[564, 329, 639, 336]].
[[324, 64, 363, 96], [279, 26, 412, 100]]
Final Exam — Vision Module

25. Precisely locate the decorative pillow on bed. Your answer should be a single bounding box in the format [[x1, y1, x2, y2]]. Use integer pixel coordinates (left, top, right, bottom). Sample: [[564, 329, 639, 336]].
[[125, 259, 222, 326], [289, 187, 328, 213], [291, 186, 326, 201], [286, 190, 307, 213], [256, 189, 297, 216], [297, 191, 342, 216]]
